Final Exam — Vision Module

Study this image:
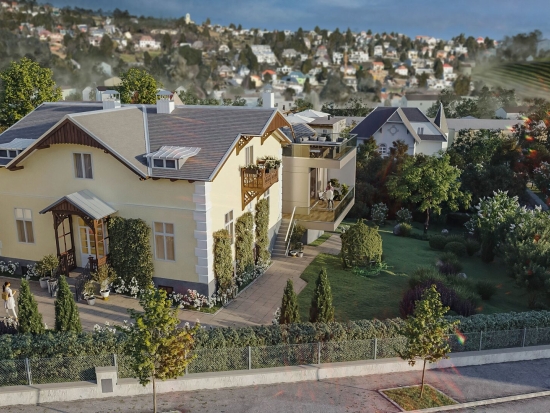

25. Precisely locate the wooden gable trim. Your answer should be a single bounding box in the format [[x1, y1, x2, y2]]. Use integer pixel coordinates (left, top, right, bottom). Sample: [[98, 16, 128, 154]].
[[8, 118, 145, 178], [236, 135, 255, 155], [261, 111, 295, 145]]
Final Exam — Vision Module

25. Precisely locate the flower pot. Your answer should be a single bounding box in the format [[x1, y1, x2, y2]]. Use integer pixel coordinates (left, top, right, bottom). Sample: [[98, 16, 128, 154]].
[[87, 297, 96, 306], [39, 278, 49, 289], [298, 251, 304, 258], [289, 250, 297, 257], [100, 290, 110, 299]]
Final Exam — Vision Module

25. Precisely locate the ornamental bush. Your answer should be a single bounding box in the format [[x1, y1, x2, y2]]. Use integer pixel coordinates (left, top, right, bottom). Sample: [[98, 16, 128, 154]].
[[235, 212, 254, 276], [309, 268, 335, 323], [54, 276, 82, 333], [396, 208, 413, 224], [17, 280, 44, 335], [107, 217, 154, 289], [371, 203, 388, 226], [429, 235, 447, 250], [399, 223, 413, 237], [213, 229, 234, 292], [340, 219, 383, 268], [437, 252, 463, 276], [279, 279, 300, 324], [255, 199, 271, 265], [465, 239, 481, 256], [476, 280, 497, 301], [444, 241, 467, 257]]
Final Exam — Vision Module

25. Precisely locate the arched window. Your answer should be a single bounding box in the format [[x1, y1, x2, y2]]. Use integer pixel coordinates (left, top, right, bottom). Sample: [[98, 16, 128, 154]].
[[378, 143, 387, 155]]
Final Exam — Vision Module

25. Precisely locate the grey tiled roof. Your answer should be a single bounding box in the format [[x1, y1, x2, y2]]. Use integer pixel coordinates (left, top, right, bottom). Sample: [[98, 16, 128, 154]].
[[0, 102, 103, 145], [351, 107, 397, 138], [281, 123, 316, 142], [401, 107, 431, 122], [418, 134, 446, 142]]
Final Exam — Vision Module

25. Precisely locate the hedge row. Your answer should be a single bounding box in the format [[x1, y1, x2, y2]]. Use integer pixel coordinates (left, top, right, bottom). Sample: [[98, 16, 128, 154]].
[[3, 311, 550, 358]]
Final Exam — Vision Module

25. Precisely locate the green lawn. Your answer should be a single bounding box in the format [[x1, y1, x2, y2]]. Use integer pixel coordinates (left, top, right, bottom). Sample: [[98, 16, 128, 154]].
[[308, 232, 332, 247], [382, 385, 456, 411], [297, 222, 530, 321]]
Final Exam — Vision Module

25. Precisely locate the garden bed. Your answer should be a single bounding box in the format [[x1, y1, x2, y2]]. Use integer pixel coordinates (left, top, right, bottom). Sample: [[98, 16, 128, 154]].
[[380, 385, 457, 411]]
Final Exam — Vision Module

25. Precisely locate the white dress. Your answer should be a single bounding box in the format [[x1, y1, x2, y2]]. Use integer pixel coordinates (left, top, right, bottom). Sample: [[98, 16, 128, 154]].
[[4, 287, 15, 310]]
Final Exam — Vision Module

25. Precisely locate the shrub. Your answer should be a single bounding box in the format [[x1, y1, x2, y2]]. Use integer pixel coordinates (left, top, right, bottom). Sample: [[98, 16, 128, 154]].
[[255, 199, 271, 265], [340, 219, 383, 268], [371, 203, 388, 226], [396, 208, 413, 224], [309, 268, 335, 323], [437, 252, 463, 276], [444, 242, 467, 257], [235, 212, 254, 276], [446, 235, 466, 245], [465, 239, 481, 256], [408, 267, 446, 289], [399, 223, 413, 237], [291, 224, 306, 250], [476, 280, 497, 301], [213, 229, 235, 292], [279, 279, 300, 324], [429, 235, 447, 250]]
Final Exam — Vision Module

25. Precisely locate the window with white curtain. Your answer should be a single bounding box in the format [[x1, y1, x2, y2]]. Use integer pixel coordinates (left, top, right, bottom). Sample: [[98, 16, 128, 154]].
[[245, 145, 254, 165], [74, 153, 93, 179], [225, 210, 234, 244], [14, 208, 34, 243], [154, 222, 175, 261]]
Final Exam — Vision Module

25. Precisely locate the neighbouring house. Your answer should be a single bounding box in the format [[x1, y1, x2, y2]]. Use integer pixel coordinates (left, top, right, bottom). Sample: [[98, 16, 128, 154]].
[[443, 63, 453, 75], [349, 51, 369, 63], [373, 45, 383, 56], [139, 35, 160, 50], [351, 106, 448, 155], [434, 116, 519, 145], [251, 45, 278, 64], [60, 87, 77, 100], [307, 116, 347, 138], [0, 92, 356, 295], [217, 65, 233, 78], [495, 106, 529, 120], [395, 65, 408, 76], [371, 61, 384, 71], [282, 48, 298, 59], [219, 44, 230, 53], [400, 92, 440, 113]]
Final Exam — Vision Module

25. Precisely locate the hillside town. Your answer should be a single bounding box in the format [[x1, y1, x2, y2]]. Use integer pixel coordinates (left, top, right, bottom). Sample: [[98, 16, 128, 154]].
[[1, 1, 550, 412]]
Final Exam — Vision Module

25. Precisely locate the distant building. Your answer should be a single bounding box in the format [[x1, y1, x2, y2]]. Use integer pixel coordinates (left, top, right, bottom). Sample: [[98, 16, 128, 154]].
[[495, 106, 529, 120]]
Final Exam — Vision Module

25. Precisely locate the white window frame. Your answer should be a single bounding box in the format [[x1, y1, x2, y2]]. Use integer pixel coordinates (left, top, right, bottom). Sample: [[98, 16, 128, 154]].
[[73, 152, 94, 179], [264, 188, 270, 201], [225, 210, 234, 244], [245, 145, 254, 166], [378, 143, 388, 155], [151, 158, 177, 169], [14, 208, 35, 244], [153, 222, 176, 261], [0, 149, 21, 159]]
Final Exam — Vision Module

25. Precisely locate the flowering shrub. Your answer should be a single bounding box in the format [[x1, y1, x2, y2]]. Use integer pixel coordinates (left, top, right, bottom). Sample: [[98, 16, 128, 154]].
[[371, 203, 388, 226], [0, 261, 19, 276], [272, 308, 281, 325], [533, 161, 550, 198], [396, 208, 413, 224], [24, 264, 39, 280], [170, 289, 217, 310], [112, 277, 140, 298]]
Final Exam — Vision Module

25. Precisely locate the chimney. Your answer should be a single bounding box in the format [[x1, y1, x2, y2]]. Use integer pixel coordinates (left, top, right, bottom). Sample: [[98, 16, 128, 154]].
[[156, 90, 175, 114], [102, 90, 121, 110], [262, 91, 274, 109]]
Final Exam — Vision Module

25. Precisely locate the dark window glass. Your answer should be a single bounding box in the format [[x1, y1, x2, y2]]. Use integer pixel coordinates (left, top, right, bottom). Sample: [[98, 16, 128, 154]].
[[153, 159, 164, 168], [8, 150, 17, 158], [165, 160, 176, 168], [0, 150, 7, 157]]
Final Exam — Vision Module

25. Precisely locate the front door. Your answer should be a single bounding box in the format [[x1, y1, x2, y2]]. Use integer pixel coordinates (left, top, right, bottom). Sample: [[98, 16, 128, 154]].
[[77, 217, 107, 267]]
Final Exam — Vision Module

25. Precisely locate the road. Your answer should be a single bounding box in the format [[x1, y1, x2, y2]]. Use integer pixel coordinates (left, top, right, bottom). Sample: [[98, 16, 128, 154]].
[[3, 359, 550, 413]]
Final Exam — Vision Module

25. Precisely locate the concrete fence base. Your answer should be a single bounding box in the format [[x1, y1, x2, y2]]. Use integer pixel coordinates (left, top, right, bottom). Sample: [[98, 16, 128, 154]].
[[1, 344, 550, 407]]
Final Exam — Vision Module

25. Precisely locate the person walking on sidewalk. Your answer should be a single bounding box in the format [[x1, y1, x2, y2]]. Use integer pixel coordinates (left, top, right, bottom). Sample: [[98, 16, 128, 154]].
[[2, 281, 17, 319]]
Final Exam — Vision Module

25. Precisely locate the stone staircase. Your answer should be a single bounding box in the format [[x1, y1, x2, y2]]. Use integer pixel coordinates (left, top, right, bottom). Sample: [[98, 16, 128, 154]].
[[271, 218, 291, 259]]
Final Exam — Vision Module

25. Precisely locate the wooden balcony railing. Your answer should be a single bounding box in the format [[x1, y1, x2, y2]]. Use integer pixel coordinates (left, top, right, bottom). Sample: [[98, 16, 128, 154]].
[[241, 166, 279, 209]]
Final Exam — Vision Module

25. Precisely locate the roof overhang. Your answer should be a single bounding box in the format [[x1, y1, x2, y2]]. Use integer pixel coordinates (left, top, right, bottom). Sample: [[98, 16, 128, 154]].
[[40, 189, 117, 220]]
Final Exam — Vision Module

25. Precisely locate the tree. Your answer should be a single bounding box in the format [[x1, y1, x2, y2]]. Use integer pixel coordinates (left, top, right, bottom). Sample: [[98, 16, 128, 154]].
[[121, 286, 199, 413], [309, 268, 335, 323], [235, 212, 254, 276], [17, 279, 44, 334], [0, 57, 62, 127], [400, 284, 458, 398], [433, 59, 443, 79], [303, 78, 311, 94], [416, 72, 430, 88], [293, 98, 313, 111], [161, 33, 172, 52], [255, 198, 271, 265], [119, 68, 160, 104], [54, 276, 82, 333], [340, 219, 383, 268], [99, 34, 114, 56], [213, 229, 235, 293], [453, 75, 471, 96], [279, 279, 300, 324], [387, 153, 470, 232]]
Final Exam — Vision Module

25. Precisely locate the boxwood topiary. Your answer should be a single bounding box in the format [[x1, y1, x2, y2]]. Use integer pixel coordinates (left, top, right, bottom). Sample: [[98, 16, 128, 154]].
[[437, 252, 463, 275], [444, 241, 467, 257], [465, 239, 481, 257], [340, 219, 383, 268], [429, 235, 447, 250]]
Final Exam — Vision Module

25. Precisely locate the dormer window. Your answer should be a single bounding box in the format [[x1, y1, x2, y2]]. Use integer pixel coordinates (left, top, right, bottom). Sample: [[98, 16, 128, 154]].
[[0, 150, 20, 159], [0, 138, 34, 160], [146, 146, 201, 170]]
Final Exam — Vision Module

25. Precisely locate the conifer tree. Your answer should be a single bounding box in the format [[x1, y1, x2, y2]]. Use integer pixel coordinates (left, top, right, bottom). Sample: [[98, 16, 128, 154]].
[[279, 279, 300, 324], [54, 276, 82, 333], [17, 279, 45, 334], [400, 284, 458, 398], [309, 268, 335, 323]]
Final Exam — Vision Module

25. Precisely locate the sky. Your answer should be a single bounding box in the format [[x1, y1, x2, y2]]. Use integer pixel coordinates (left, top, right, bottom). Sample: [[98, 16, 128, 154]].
[[47, 0, 547, 41]]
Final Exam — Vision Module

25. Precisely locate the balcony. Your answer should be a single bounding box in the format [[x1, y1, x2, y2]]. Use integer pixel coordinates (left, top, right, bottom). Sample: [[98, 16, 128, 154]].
[[282, 135, 357, 161], [285, 186, 355, 231], [241, 165, 279, 209]]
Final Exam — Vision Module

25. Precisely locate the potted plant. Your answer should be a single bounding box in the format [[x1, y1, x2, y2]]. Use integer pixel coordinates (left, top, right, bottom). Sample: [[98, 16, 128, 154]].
[[260, 156, 282, 172], [92, 264, 117, 300], [297, 242, 304, 258], [37, 254, 59, 289], [83, 280, 96, 305]]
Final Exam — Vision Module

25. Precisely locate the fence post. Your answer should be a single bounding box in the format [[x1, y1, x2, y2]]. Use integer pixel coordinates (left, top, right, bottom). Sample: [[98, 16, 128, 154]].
[[248, 346, 252, 370], [522, 328, 527, 347], [479, 331, 483, 351], [317, 342, 321, 365], [374, 338, 377, 360], [113, 353, 118, 368], [25, 358, 32, 385]]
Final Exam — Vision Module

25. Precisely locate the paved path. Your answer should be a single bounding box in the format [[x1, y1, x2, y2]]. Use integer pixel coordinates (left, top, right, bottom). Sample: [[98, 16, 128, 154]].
[[3, 359, 550, 412], [0, 236, 340, 330]]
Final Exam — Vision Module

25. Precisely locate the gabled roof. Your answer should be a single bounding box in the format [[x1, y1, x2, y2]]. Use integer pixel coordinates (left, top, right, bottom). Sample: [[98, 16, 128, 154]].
[[434, 103, 448, 134], [40, 189, 117, 220]]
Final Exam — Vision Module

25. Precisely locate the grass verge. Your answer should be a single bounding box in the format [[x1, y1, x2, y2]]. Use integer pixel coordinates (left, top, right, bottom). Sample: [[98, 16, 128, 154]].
[[309, 232, 332, 247], [382, 385, 457, 411]]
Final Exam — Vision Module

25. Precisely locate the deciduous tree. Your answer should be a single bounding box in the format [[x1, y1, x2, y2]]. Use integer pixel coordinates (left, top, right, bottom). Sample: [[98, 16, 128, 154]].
[[119, 68, 160, 104]]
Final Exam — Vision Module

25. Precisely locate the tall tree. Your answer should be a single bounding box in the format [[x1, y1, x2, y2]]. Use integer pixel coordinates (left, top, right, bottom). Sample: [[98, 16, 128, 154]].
[[17, 279, 45, 334], [309, 268, 335, 323], [400, 284, 458, 398], [99, 34, 114, 56], [279, 279, 300, 324], [120, 286, 199, 413], [387, 153, 470, 232], [119, 68, 160, 104], [433, 59, 444, 79], [54, 276, 82, 333], [0, 57, 61, 127]]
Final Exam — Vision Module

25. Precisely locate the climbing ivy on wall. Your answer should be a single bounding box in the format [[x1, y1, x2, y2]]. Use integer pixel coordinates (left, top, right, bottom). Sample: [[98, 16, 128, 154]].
[[213, 229, 234, 292], [107, 217, 154, 289], [255, 199, 271, 265], [235, 212, 254, 276]]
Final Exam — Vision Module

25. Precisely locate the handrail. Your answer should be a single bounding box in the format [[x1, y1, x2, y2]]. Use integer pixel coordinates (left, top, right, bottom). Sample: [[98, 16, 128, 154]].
[[285, 206, 296, 242], [284, 206, 297, 257], [285, 220, 297, 257]]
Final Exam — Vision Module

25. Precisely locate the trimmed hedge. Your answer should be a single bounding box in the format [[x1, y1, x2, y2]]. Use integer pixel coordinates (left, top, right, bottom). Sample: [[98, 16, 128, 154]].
[[465, 239, 481, 256], [444, 241, 467, 257], [429, 235, 447, 250], [4, 312, 550, 358]]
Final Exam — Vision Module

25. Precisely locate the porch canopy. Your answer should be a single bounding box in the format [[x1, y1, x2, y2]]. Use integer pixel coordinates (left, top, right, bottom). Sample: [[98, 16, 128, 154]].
[[40, 189, 117, 273]]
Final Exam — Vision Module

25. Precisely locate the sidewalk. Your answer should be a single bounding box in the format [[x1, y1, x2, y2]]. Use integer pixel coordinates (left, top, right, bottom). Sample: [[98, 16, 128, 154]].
[[0, 235, 340, 330]]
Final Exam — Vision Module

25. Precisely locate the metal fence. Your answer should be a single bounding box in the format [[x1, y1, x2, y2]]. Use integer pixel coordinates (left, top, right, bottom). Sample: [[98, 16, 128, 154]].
[[3, 327, 550, 387]]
